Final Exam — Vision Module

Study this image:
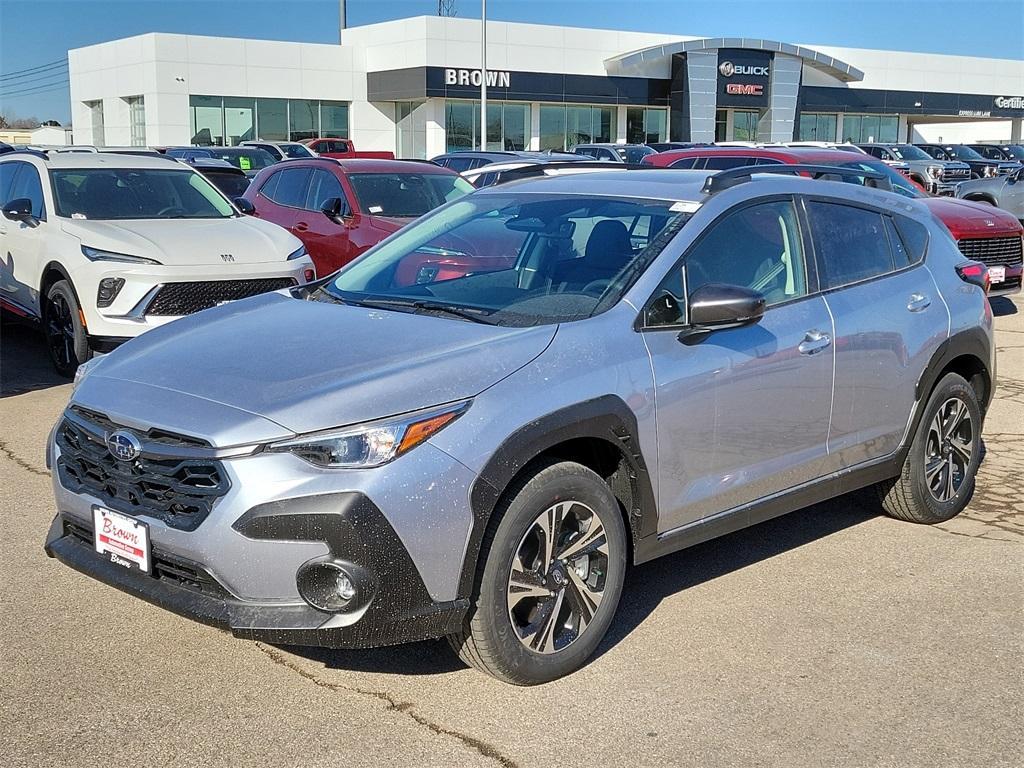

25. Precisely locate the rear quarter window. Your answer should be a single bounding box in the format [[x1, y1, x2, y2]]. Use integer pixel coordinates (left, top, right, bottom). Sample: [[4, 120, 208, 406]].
[[893, 215, 929, 265]]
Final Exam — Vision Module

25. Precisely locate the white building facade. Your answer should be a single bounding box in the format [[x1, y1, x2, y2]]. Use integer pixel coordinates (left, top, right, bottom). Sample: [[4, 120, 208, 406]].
[[68, 16, 1024, 157]]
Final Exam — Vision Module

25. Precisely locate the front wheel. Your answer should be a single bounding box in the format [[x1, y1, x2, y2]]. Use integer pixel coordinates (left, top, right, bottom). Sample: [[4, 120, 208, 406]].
[[448, 461, 627, 685], [44, 279, 91, 378], [876, 372, 982, 524]]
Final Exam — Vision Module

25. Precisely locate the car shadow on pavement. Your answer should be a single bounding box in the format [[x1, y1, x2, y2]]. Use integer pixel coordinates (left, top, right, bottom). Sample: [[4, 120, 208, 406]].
[[1, 321, 68, 397], [279, 494, 881, 678], [990, 297, 1018, 317]]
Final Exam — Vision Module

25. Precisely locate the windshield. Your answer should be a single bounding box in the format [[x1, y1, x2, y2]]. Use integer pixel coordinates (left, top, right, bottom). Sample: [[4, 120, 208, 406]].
[[51, 168, 234, 220], [283, 144, 314, 159], [203, 171, 251, 198], [946, 145, 984, 161], [890, 144, 932, 161], [211, 148, 276, 172], [348, 173, 475, 217], [322, 193, 689, 327], [834, 160, 924, 199], [620, 146, 656, 164]]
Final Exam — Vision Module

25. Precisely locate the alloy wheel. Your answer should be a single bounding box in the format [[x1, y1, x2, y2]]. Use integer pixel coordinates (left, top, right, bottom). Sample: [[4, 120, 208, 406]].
[[46, 292, 76, 370], [506, 500, 610, 654], [925, 396, 974, 503]]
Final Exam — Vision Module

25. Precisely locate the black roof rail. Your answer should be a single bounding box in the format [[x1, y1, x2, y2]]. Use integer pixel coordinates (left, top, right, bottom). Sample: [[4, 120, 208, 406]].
[[7, 149, 50, 161], [702, 163, 891, 194]]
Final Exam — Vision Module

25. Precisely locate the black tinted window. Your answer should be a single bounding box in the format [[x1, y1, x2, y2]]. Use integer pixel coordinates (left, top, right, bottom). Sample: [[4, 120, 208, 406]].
[[304, 169, 345, 211], [269, 167, 311, 207], [445, 156, 475, 173], [669, 158, 700, 169], [893, 215, 929, 265], [703, 156, 756, 170], [686, 199, 807, 306], [0, 161, 22, 204], [9, 164, 45, 218], [808, 202, 895, 288]]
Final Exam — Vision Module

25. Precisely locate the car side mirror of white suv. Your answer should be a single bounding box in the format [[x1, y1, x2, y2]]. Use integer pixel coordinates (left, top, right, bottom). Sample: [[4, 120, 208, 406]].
[[2, 197, 35, 224]]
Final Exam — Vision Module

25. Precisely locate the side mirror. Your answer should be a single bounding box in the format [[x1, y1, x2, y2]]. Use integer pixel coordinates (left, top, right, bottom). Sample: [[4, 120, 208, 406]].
[[681, 283, 765, 341], [234, 197, 256, 215], [320, 196, 350, 221], [2, 197, 35, 223]]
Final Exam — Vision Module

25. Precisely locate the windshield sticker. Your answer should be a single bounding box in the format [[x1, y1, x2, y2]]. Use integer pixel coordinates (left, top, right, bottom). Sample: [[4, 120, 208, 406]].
[[238, 157, 251, 170], [71, 212, 87, 219], [368, 205, 383, 214], [670, 201, 701, 213]]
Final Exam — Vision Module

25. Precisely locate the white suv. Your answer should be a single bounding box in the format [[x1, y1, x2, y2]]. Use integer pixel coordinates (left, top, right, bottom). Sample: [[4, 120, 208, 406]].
[[0, 151, 314, 376]]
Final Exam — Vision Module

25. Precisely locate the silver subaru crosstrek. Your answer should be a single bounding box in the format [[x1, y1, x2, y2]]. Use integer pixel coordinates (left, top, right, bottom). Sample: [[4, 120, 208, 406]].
[[45, 165, 995, 684]]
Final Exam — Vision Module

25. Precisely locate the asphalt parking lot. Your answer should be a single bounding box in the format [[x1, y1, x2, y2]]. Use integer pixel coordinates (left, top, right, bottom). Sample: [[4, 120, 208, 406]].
[[1, 297, 1021, 768]]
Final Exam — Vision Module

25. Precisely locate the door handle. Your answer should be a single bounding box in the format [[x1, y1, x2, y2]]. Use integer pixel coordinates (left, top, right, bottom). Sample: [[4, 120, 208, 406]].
[[907, 293, 931, 312], [293, 222, 309, 232], [798, 329, 832, 356]]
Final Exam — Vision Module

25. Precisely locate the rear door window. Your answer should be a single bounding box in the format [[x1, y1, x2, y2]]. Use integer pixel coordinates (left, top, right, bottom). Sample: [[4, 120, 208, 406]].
[[807, 201, 895, 289]]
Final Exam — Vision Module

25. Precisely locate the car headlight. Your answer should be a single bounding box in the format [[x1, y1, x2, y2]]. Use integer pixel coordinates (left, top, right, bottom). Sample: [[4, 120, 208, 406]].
[[927, 165, 944, 179], [287, 245, 308, 261], [81, 245, 162, 265], [72, 355, 102, 390], [265, 401, 470, 469]]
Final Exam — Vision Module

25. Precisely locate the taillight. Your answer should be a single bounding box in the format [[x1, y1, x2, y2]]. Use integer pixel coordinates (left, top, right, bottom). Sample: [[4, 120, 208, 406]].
[[956, 260, 990, 294]]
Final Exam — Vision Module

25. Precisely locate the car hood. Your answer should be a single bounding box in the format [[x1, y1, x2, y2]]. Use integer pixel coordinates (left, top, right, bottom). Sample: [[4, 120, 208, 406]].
[[79, 291, 556, 441], [922, 197, 1023, 238], [60, 215, 302, 266]]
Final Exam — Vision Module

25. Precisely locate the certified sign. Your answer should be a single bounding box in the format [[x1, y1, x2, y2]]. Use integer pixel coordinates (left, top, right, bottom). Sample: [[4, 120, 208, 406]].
[[995, 96, 1024, 110], [93, 507, 151, 573]]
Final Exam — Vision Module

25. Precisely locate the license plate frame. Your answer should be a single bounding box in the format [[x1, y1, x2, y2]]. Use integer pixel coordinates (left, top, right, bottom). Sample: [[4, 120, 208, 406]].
[[93, 506, 151, 574], [990, 265, 1006, 284]]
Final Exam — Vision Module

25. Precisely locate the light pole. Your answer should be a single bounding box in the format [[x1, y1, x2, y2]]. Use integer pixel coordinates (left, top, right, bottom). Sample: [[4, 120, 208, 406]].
[[480, 0, 487, 150]]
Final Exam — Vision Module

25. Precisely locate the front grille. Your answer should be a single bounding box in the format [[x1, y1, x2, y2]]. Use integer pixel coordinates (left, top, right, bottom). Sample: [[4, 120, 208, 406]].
[[145, 277, 296, 316], [56, 413, 229, 532], [70, 406, 212, 449], [957, 236, 1024, 267], [63, 517, 231, 598], [944, 167, 970, 179]]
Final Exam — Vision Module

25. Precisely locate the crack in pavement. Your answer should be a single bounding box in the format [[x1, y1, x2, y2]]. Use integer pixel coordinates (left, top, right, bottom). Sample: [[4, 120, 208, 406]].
[[254, 643, 518, 768], [0, 438, 50, 477]]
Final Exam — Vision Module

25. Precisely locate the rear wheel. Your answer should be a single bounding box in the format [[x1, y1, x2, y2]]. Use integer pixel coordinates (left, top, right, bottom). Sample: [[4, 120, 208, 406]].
[[448, 461, 627, 685], [877, 373, 981, 524], [44, 279, 91, 378]]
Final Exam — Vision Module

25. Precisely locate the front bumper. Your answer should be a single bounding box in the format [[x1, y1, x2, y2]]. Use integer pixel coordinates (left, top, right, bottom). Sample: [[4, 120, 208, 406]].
[[44, 491, 469, 648]]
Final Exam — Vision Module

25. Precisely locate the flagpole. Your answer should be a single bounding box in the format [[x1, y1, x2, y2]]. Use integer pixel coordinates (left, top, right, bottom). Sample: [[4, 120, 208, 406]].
[[480, 0, 487, 151]]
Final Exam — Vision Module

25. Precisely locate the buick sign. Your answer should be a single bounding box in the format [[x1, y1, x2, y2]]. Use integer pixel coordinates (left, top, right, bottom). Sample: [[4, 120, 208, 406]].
[[107, 430, 142, 462], [719, 60, 770, 77]]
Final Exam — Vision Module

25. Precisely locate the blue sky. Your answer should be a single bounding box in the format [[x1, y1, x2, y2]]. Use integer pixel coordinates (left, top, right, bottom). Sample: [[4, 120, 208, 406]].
[[1, 0, 1022, 124]]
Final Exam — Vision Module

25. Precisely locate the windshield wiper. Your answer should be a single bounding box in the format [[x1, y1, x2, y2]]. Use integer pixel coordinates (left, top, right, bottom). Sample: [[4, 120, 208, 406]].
[[353, 297, 497, 324]]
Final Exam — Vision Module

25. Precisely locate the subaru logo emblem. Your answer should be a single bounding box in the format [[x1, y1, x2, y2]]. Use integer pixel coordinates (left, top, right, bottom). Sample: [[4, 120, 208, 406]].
[[106, 430, 142, 461]]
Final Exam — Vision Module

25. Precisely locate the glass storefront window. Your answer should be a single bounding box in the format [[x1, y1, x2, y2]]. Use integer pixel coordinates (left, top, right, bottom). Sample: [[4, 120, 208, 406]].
[[190, 95, 224, 146], [444, 102, 532, 152], [501, 103, 528, 151], [535, 105, 615, 150], [566, 106, 593, 145], [841, 113, 898, 143], [255, 98, 288, 141], [445, 102, 475, 151], [733, 110, 760, 142], [126, 96, 146, 146], [715, 109, 728, 142], [539, 105, 566, 151], [320, 101, 349, 138], [289, 99, 318, 142], [223, 97, 255, 146], [396, 101, 427, 159], [626, 108, 667, 144], [798, 113, 838, 142]]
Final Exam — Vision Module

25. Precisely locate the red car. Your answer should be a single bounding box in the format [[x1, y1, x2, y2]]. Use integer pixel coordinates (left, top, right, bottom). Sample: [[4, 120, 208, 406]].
[[643, 146, 1023, 295], [242, 158, 474, 276], [302, 138, 395, 160]]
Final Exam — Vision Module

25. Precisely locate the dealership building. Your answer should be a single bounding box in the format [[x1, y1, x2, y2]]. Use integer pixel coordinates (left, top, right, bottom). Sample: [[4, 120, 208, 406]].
[[68, 15, 1024, 157]]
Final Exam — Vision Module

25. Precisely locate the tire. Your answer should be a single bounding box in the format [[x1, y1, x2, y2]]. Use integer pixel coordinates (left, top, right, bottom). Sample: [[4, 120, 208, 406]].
[[448, 460, 628, 685], [876, 372, 982, 524], [44, 279, 91, 378]]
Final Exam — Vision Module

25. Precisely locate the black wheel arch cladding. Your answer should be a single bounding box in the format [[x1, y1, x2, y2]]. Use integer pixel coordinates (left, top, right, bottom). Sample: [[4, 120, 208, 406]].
[[460, 395, 657, 599]]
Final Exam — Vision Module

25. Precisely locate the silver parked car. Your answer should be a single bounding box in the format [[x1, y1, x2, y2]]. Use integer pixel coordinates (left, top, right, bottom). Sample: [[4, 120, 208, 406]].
[[45, 166, 994, 684], [957, 165, 1024, 224]]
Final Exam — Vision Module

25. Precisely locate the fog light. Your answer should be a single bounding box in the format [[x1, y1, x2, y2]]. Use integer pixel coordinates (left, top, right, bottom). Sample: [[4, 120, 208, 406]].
[[96, 277, 125, 308], [296, 559, 367, 612]]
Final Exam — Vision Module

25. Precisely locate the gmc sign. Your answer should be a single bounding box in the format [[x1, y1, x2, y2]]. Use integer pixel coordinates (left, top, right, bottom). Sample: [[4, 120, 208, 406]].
[[716, 48, 772, 108], [726, 83, 764, 96]]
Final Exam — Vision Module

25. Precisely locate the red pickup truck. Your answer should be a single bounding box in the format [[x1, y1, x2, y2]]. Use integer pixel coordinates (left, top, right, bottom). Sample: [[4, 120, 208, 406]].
[[303, 138, 395, 160]]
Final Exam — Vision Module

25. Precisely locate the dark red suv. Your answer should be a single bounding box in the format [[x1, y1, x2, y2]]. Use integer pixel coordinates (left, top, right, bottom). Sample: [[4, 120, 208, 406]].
[[242, 158, 474, 276], [642, 146, 1023, 295]]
